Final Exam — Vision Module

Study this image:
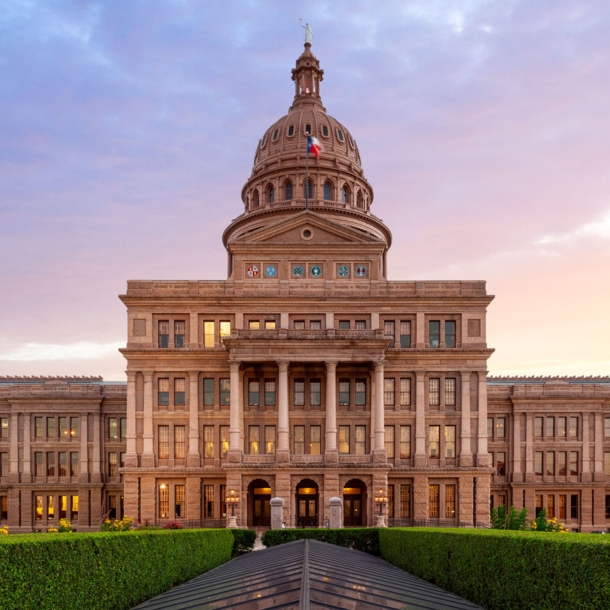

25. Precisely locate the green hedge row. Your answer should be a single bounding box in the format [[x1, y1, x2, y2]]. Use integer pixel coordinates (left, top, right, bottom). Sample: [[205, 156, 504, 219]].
[[262, 528, 380, 555], [379, 528, 610, 610], [0, 529, 233, 610], [231, 528, 257, 556]]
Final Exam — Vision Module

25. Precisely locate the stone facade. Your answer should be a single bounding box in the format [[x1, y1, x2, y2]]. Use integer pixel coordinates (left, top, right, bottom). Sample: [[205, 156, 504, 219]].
[[1, 44, 609, 532]]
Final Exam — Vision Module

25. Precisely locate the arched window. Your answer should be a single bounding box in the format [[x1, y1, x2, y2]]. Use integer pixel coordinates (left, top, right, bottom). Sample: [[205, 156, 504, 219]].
[[253, 190, 260, 208], [341, 185, 350, 204], [356, 191, 363, 209], [304, 179, 314, 199], [268, 185, 274, 204], [323, 182, 332, 201], [284, 181, 293, 200]]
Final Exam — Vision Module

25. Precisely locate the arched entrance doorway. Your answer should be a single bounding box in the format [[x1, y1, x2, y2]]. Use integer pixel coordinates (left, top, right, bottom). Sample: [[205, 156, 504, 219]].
[[343, 479, 366, 527], [296, 479, 319, 527], [248, 479, 272, 527]]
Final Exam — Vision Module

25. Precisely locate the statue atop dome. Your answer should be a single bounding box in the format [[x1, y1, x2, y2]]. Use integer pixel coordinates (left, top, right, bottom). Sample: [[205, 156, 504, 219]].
[[300, 18, 313, 44]]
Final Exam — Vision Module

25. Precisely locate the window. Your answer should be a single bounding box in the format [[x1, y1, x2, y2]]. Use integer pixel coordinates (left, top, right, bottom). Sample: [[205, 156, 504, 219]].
[[323, 182, 332, 201], [429, 321, 440, 348], [429, 378, 440, 406], [385, 425, 395, 458], [429, 426, 440, 458], [558, 451, 567, 476], [220, 426, 229, 458], [355, 379, 366, 406], [70, 452, 79, 477], [159, 485, 169, 518], [70, 417, 79, 438], [120, 452, 125, 470], [219, 379, 230, 406], [294, 379, 305, 406], [159, 320, 169, 347], [339, 426, 350, 454], [47, 496, 54, 520], [204, 485, 214, 518], [220, 484, 227, 518], [355, 320, 366, 330], [200, 378, 214, 407], [305, 124, 311, 135], [59, 452, 67, 477], [535, 494, 543, 517], [445, 426, 456, 458], [268, 185, 275, 204], [248, 380, 260, 406], [445, 321, 456, 348], [559, 495, 567, 519], [288, 125, 295, 137], [174, 378, 186, 406], [35, 495, 43, 520], [47, 418, 55, 438], [429, 485, 440, 518], [337, 128, 344, 141], [445, 484, 456, 518], [204, 425, 214, 458], [0, 495, 6, 520], [174, 320, 185, 347], [399, 321, 411, 348], [384, 378, 395, 406], [304, 179, 313, 199], [496, 418, 505, 439], [400, 425, 411, 459], [204, 321, 215, 348], [108, 452, 118, 477], [339, 379, 350, 406], [384, 321, 395, 347], [0, 418, 7, 439], [35, 452, 43, 477], [35, 417, 43, 438], [558, 417, 566, 437], [310, 379, 321, 406], [494, 451, 505, 475], [310, 320, 322, 330], [547, 451, 555, 476], [547, 417, 555, 438], [535, 417, 543, 437], [264, 320, 276, 330], [120, 418, 127, 439], [400, 484, 411, 518], [46, 452, 55, 476], [293, 320, 305, 330], [249, 426, 260, 454], [355, 425, 366, 454], [158, 426, 169, 459], [400, 378, 411, 407], [606, 417, 610, 438], [569, 417, 578, 437], [322, 125, 329, 137], [445, 378, 456, 407], [174, 426, 186, 459], [310, 426, 321, 455], [59, 417, 68, 438], [571, 494, 579, 519], [175, 485, 185, 518], [388, 484, 394, 519], [341, 186, 349, 204], [605, 452, 610, 476], [158, 379, 170, 406], [264, 379, 276, 406], [285, 181, 293, 200], [535, 451, 543, 475], [265, 426, 276, 454], [570, 451, 578, 475], [338, 320, 350, 330], [294, 426, 305, 454], [487, 417, 494, 440], [109, 418, 118, 439]]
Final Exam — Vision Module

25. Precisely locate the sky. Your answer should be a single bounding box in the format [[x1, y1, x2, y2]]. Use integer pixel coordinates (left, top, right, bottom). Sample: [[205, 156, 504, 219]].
[[1, 0, 609, 381]]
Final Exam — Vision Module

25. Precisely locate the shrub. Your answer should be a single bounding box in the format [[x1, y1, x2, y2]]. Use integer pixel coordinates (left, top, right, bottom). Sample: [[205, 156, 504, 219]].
[[491, 504, 527, 530], [0, 528, 233, 610], [100, 516, 135, 532], [379, 527, 610, 610], [262, 528, 380, 555], [231, 529, 257, 556], [163, 521, 184, 530], [530, 508, 569, 532], [0, 526, 8, 536], [57, 518, 74, 533]]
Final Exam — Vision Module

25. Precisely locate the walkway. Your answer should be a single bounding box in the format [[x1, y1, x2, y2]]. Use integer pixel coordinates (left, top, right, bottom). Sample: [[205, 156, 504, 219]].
[[133, 539, 483, 609]]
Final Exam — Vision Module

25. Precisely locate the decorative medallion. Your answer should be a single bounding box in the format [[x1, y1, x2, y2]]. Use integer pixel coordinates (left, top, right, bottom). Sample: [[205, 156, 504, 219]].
[[265, 265, 277, 278], [338, 265, 349, 277], [356, 265, 367, 277], [247, 265, 259, 277], [310, 265, 322, 277], [292, 265, 304, 277]]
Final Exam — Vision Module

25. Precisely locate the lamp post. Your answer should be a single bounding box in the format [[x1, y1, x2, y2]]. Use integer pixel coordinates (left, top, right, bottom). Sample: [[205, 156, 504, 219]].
[[374, 489, 388, 528], [226, 489, 240, 529]]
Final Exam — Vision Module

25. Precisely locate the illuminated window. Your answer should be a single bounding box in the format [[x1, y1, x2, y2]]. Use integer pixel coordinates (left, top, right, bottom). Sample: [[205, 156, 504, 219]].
[[339, 426, 350, 454], [108, 418, 118, 439], [219, 321, 231, 341], [570, 417, 578, 437], [175, 485, 184, 518], [59, 417, 68, 438], [355, 425, 366, 455], [59, 495, 67, 519], [220, 426, 229, 458], [445, 484, 456, 518], [174, 426, 186, 459], [310, 425, 321, 455], [429, 426, 440, 458], [159, 485, 169, 518], [0, 418, 8, 439], [400, 425, 411, 459], [47, 496, 54, 520], [429, 485, 440, 518], [204, 425, 214, 458], [294, 425, 305, 454], [249, 426, 260, 455], [558, 417, 567, 437], [35, 495, 43, 520], [158, 426, 169, 459], [265, 426, 276, 454], [204, 321, 215, 348]]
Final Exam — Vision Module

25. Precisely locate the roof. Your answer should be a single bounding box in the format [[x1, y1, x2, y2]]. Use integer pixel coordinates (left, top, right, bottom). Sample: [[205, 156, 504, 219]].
[[133, 538, 483, 609], [488, 376, 610, 386]]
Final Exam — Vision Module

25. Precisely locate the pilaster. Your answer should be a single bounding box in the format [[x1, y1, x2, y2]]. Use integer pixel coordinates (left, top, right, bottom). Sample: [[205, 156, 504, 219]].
[[141, 372, 155, 467]]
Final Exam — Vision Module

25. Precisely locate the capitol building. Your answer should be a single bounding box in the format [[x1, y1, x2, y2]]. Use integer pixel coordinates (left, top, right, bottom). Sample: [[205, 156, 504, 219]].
[[1, 42, 609, 533]]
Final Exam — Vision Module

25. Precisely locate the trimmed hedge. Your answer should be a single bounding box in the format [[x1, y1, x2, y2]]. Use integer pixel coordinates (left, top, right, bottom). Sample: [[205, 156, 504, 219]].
[[379, 528, 610, 610], [262, 528, 380, 555], [0, 528, 233, 610], [231, 528, 257, 556]]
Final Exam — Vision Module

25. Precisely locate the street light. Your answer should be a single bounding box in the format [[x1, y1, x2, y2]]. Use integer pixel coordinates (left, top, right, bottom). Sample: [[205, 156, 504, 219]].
[[374, 489, 388, 528], [226, 489, 240, 529]]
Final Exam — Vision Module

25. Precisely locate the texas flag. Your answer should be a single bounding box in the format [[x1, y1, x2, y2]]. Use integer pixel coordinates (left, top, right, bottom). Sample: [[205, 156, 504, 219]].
[[307, 135, 323, 159]]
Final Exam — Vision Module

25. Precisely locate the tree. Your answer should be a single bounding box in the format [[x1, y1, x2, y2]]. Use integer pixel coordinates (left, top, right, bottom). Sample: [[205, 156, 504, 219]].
[[490, 504, 528, 530]]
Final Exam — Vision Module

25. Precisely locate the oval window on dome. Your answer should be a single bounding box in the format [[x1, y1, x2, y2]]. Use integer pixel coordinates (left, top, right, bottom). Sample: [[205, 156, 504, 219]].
[[322, 125, 329, 137], [348, 134, 355, 148], [288, 125, 295, 137], [272, 129, 279, 141], [261, 133, 268, 147], [337, 129, 344, 142], [305, 124, 312, 135]]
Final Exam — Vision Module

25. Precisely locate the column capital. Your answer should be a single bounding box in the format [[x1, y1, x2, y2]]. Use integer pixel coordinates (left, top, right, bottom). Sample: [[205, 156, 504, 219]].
[[460, 370, 471, 381], [142, 370, 154, 381], [126, 370, 137, 381], [277, 360, 290, 372], [188, 370, 200, 379], [229, 361, 241, 372], [374, 360, 387, 370], [325, 360, 338, 371]]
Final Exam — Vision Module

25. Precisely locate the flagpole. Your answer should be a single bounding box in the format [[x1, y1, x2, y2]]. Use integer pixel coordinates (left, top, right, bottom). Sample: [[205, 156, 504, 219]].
[[305, 137, 309, 210]]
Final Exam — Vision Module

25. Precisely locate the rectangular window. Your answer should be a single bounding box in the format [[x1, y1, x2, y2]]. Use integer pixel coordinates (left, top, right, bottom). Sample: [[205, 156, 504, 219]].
[[204, 425, 214, 458], [294, 379, 305, 406], [399, 321, 411, 348], [605, 452, 610, 476], [384, 320, 395, 347], [400, 378, 411, 406], [220, 425, 229, 458], [547, 451, 555, 476], [339, 379, 350, 406], [108, 452, 118, 477], [445, 378, 456, 407], [445, 321, 456, 348], [310, 379, 321, 406], [265, 425, 276, 454], [400, 484, 411, 518], [559, 495, 567, 520], [535, 494, 543, 517], [384, 378, 395, 406], [174, 426, 186, 459], [0, 452, 7, 477], [400, 425, 411, 459], [109, 418, 118, 439], [219, 321, 231, 342], [158, 378, 170, 406], [445, 426, 456, 459], [338, 320, 350, 330], [429, 425, 440, 458], [558, 451, 567, 476], [0, 418, 8, 439], [535, 417, 543, 437], [47, 496, 54, 520], [355, 425, 366, 454], [59, 417, 68, 438], [264, 320, 276, 330], [429, 378, 440, 406], [0, 495, 7, 520], [547, 417, 555, 438], [249, 320, 260, 330], [570, 417, 578, 437], [34, 452, 43, 477], [204, 321, 215, 348], [571, 494, 579, 519], [310, 425, 321, 455], [159, 320, 169, 347], [174, 378, 186, 406], [535, 451, 543, 475], [120, 452, 125, 469], [59, 452, 67, 477], [158, 426, 169, 459], [339, 426, 350, 454], [310, 320, 322, 330], [248, 379, 260, 406], [174, 320, 185, 348], [388, 484, 394, 519], [47, 417, 55, 438], [570, 451, 578, 475], [175, 485, 185, 518], [294, 425, 305, 454], [429, 321, 440, 348], [547, 495, 555, 519], [487, 417, 494, 440], [59, 495, 67, 519], [35, 417, 44, 438], [429, 484, 440, 518], [46, 452, 55, 476], [445, 484, 456, 518], [355, 379, 366, 406], [70, 452, 79, 477], [605, 417, 610, 438], [219, 379, 230, 406], [120, 418, 127, 439], [355, 320, 367, 330], [70, 417, 79, 438], [249, 426, 260, 455], [203, 378, 215, 406], [35, 495, 43, 520], [495, 451, 506, 476], [385, 425, 395, 458], [496, 417, 505, 439], [204, 485, 214, 518], [264, 379, 276, 406], [558, 417, 566, 437], [159, 485, 169, 518], [220, 484, 227, 518], [293, 320, 305, 330]]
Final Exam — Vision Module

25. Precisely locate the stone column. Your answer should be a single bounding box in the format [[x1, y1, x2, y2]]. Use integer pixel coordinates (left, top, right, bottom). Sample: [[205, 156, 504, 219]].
[[270, 497, 285, 529], [325, 361, 338, 463], [525, 414, 534, 481], [372, 361, 386, 462], [512, 412, 522, 483], [187, 371, 200, 467], [277, 361, 290, 463], [228, 362, 242, 463], [92, 412, 101, 482], [329, 497, 343, 528], [79, 413, 89, 483], [594, 413, 604, 481], [458, 475, 474, 527], [23, 414, 31, 482], [9, 412, 19, 482], [141, 372, 155, 467], [459, 372, 472, 467], [475, 475, 491, 526], [414, 372, 427, 467], [125, 371, 138, 467], [476, 371, 489, 466], [581, 412, 591, 482]]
